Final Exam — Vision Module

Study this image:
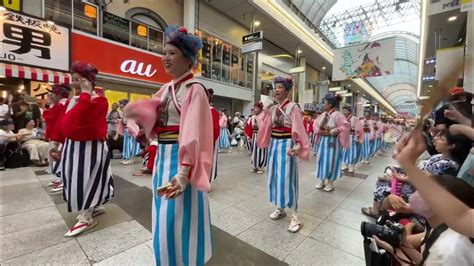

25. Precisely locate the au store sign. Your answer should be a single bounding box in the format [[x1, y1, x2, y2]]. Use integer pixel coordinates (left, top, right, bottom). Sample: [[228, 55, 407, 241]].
[[0, 11, 70, 71], [72, 32, 171, 84]]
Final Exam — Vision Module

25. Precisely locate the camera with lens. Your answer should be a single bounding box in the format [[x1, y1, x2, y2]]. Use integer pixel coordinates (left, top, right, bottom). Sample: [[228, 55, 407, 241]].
[[361, 221, 405, 248]]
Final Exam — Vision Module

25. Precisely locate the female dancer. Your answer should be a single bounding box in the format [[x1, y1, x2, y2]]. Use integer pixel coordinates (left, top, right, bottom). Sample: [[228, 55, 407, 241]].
[[60, 62, 113, 237], [124, 26, 213, 265], [208, 88, 220, 182], [341, 106, 363, 173], [120, 99, 141, 165], [218, 109, 231, 153], [257, 76, 309, 233], [43, 84, 70, 192], [250, 102, 267, 174], [314, 94, 349, 192], [360, 110, 375, 164]]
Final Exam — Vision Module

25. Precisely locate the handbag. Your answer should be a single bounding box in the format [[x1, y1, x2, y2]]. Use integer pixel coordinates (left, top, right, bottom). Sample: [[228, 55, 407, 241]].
[[5, 141, 31, 168]]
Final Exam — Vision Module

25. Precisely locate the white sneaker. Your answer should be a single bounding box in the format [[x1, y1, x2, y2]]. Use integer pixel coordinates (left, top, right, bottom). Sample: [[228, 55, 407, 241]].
[[288, 216, 303, 233], [269, 209, 286, 220], [323, 182, 334, 192], [121, 159, 134, 165], [341, 166, 348, 171], [315, 180, 325, 189], [348, 167, 355, 173]]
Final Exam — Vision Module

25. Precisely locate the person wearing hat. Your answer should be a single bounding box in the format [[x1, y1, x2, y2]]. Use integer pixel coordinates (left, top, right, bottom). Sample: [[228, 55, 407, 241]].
[[341, 106, 364, 173], [58, 61, 114, 237], [314, 93, 350, 192], [256, 76, 310, 233], [249, 101, 268, 174], [118, 99, 141, 165], [123, 25, 213, 265], [42, 83, 71, 191], [360, 109, 376, 164]]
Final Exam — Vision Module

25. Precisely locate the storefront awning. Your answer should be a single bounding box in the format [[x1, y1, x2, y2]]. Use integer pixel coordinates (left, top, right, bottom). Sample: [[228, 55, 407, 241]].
[[0, 63, 71, 84]]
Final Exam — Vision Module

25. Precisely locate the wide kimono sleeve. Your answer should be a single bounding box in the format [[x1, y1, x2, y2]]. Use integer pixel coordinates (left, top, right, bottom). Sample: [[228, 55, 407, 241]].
[[256, 108, 272, 149], [290, 106, 310, 160], [369, 121, 376, 140], [178, 84, 213, 192], [123, 87, 165, 138], [354, 118, 364, 143], [218, 115, 227, 128], [336, 113, 350, 149]]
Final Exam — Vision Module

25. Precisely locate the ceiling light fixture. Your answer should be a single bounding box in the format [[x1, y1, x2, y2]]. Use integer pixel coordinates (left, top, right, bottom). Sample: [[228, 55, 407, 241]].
[[254, 20, 261, 27], [297, 49, 302, 54], [321, 66, 326, 70], [448, 16, 457, 22]]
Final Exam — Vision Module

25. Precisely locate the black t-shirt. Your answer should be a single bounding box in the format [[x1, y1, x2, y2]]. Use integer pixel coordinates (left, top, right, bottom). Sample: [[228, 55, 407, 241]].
[[11, 104, 29, 133]]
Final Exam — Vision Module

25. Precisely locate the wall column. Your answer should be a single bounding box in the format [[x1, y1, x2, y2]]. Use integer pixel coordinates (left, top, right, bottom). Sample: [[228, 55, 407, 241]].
[[183, 0, 195, 31], [464, 11, 474, 91]]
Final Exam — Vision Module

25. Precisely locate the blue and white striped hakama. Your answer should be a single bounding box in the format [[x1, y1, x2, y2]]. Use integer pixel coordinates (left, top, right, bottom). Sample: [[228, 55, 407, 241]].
[[61, 139, 114, 212], [315, 135, 342, 181], [218, 128, 230, 150], [342, 134, 361, 165], [251, 132, 268, 169], [123, 130, 141, 160], [210, 139, 218, 182], [142, 150, 150, 167], [267, 138, 299, 210], [152, 142, 212, 266], [362, 132, 372, 161], [371, 137, 380, 157]]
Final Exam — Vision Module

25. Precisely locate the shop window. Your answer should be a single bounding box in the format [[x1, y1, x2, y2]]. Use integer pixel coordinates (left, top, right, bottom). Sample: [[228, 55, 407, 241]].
[[104, 90, 128, 110], [73, 0, 98, 35], [221, 44, 231, 83], [131, 21, 148, 50], [148, 27, 164, 54], [130, 93, 151, 102], [102, 11, 130, 45], [230, 47, 240, 86], [246, 54, 254, 89], [211, 39, 222, 81], [44, 0, 72, 27], [200, 32, 212, 79]]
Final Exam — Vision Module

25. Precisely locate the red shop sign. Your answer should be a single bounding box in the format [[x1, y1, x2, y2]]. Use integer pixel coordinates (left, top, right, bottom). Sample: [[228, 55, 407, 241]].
[[71, 31, 172, 84]]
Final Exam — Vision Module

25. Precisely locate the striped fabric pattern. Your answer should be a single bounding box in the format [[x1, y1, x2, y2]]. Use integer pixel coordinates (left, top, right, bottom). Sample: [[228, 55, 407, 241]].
[[152, 143, 212, 266], [142, 151, 149, 167], [210, 139, 219, 182], [219, 128, 230, 149], [53, 159, 62, 178], [362, 132, 372, 161], [123, 131, 141, 160], [251, 132, 268, 169], [244, 135, 252, 152], [61, 139, 114, 212], [342, 134, 361, 165], [267, 138, 299, 210], [315, 135, 343, 181]]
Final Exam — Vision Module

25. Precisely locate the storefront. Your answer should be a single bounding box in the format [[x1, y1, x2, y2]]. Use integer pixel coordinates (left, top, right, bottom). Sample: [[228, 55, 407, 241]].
[[0, 10, 71, 102], [71, 30, 172, 106]]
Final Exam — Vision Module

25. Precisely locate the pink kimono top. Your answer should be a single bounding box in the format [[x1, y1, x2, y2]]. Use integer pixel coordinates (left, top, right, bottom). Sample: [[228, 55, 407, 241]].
[[219, 115, 228, 128], [347, 115, 364, 143], [360, 117, 376, 140], [123, 72, 213, 192], [375, 120, 384, 138], [313, 108, 350, 149], [256, 100, 310, 160]]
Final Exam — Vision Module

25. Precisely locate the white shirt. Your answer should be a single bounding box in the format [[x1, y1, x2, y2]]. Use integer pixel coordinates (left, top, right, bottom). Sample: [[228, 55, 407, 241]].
[[424, 228, 474, 265], [0, 104, 9, 118]]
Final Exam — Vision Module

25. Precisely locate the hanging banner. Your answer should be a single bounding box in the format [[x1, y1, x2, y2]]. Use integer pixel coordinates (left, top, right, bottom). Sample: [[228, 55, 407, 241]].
[[0, 11, 70, 71], [332, 38, 395, 81]]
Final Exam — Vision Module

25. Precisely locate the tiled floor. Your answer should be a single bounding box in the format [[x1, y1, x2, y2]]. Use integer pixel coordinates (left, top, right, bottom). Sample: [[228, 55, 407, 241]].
[[0, 147, 395, 265]]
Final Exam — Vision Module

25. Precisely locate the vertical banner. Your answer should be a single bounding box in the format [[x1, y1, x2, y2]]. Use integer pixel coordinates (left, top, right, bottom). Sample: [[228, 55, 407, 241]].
[[332, 38, 396, 81]]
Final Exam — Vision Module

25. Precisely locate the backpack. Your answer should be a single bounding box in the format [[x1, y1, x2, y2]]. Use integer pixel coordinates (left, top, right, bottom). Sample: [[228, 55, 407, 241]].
[[5, 142, 31, 168]]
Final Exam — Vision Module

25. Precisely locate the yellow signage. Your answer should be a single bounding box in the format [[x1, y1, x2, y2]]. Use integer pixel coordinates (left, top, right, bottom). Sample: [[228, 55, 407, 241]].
[[1, 0, 21, 11]]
